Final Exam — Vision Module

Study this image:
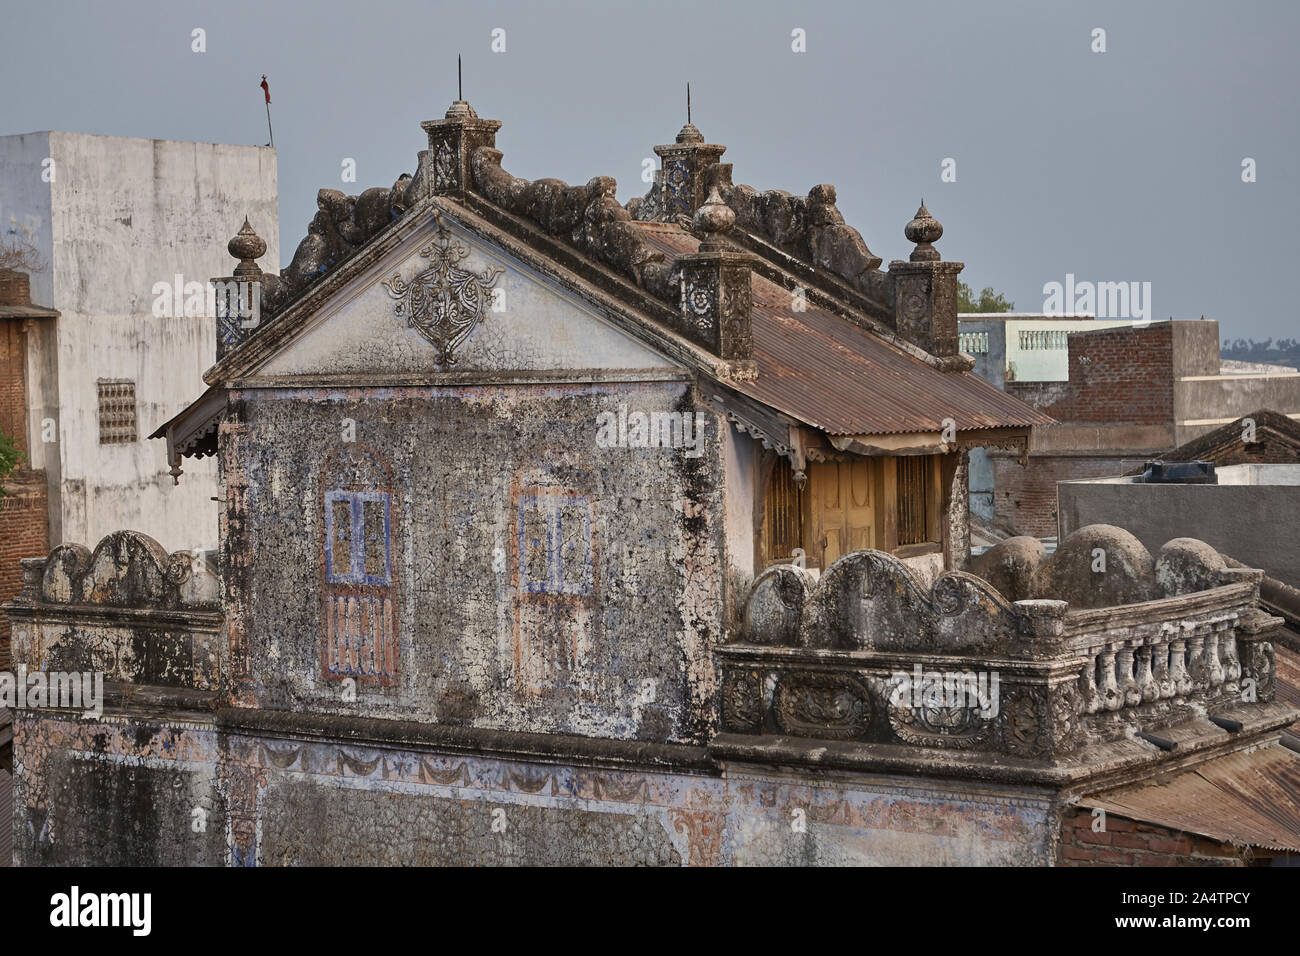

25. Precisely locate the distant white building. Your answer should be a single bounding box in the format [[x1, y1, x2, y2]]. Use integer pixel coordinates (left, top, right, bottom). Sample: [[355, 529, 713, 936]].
[[958, 313, 1140, 383], [0, 131, 278, 553], [957, 313, 1139, 521]]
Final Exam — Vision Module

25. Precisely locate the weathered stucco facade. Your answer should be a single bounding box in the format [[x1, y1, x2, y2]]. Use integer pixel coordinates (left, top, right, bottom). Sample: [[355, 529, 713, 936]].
[[8, 100, 1297, 866], [0, 131, 279, 553]]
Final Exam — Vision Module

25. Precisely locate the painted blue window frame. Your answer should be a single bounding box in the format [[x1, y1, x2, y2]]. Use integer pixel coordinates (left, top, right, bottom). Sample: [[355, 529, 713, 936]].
[[517, 493, 593, 596], [325, 490, 392, 586]]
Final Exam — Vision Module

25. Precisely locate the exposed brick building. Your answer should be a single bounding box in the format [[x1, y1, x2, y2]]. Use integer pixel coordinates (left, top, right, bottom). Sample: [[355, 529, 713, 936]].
[[988, 320, 1300, 537], [0, 270, 55, 668]]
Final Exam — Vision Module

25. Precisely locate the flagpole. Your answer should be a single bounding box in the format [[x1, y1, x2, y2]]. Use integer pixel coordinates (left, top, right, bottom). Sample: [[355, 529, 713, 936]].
[[262, 74, 274, 148]]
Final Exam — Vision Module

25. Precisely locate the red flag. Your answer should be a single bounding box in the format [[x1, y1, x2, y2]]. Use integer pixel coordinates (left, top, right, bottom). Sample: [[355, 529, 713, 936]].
[[260, 75, 270, 104]]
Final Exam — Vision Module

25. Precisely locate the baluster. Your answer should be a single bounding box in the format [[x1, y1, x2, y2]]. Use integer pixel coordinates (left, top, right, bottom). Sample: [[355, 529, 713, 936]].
[[1118, 647, 1141, 707], [1136, 644, 1158, 703], [1100, 648, 1123, 711], [1154, 637, 1175, 699], [1081, 651, 1102, 714], [1187, 627, 1208, 693], [1222, 627, 1242, 692], [1169, 639, 1192, 697], [1206, 624, 1225, 689]]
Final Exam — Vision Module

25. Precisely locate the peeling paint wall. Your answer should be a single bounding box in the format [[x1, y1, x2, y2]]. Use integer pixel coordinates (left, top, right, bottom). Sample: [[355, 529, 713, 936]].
[[230, 380, 726, 744], [14, 713, 1053, 866]]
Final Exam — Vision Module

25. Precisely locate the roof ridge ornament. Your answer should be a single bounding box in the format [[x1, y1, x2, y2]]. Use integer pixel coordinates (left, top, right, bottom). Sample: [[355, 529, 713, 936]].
[[905, 201, 943, 262], [445, 53, 477, 119], [228, 217, 267, 277], [677, 82, 703, 143], [694, 185, 735, 252]]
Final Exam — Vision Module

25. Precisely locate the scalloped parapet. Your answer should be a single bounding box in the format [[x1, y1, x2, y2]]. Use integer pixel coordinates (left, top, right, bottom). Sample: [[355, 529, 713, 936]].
[[719, 529, 1285, 763], [14, 530, 220, 610], [5, 531, 224, 694]]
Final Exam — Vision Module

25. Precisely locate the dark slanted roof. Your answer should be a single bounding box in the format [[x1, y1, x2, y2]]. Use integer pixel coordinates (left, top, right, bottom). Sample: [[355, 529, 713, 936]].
[[1277, 639, 1300, 751], [0, 768, 9, 867], [1161, 408, 1300, 464], [1079, 744, 1300, 853], [638, 223, 1053, 436]]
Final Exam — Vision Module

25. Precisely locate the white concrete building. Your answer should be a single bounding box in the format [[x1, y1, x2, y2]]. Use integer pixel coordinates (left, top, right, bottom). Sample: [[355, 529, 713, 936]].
[[0, 131, 278, 552], [958, 313, 1139, 382]]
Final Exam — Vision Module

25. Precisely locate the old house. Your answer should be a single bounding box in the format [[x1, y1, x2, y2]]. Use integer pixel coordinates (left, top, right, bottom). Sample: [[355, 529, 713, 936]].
[[8, 99, 1298, 866]]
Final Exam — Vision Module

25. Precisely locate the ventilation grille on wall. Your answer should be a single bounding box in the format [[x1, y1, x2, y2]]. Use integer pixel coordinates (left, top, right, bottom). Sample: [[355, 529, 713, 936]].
[[97, 379, 137, 444]]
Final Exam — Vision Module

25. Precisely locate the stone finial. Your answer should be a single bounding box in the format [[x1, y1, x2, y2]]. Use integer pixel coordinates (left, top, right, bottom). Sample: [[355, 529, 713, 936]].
[[228, 218, 267, 278], [676, 122, 704, 144], [679, 192, 755, 361], [905, 202, 943, 262], [444, 99, 478, 120], [889, 200, 964, 363], [694, 186, 735, 251]]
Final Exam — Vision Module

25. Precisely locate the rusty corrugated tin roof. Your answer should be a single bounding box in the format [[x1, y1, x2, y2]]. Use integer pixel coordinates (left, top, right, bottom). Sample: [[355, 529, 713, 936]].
[[636, 223, 1054, 436], [1079, 745, 1300, 852], [0, 769, 9, 867], [0, 705, 9, 867], [1276, 639, 1300, 751]]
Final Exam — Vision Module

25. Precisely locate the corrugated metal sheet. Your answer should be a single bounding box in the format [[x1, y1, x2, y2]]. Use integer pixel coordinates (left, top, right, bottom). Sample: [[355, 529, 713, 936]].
[[0, 705, 10, 867], [0, 769, 10, 867], [1276, 639, 1300, 750], [637, 223, 1054, 436], [1080, 745, 1300, 852]]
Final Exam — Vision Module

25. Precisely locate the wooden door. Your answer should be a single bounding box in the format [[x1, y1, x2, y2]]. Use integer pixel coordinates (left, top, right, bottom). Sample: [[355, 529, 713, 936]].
[[808, 459, 878, 569]]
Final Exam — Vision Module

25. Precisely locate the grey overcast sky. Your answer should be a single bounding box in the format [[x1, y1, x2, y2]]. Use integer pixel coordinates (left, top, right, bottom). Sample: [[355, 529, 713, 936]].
[[3, 0, 1297, 342]]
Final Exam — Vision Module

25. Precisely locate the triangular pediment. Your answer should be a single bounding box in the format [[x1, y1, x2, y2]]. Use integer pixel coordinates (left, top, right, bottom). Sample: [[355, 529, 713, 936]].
[[247, 211, 682, 380]]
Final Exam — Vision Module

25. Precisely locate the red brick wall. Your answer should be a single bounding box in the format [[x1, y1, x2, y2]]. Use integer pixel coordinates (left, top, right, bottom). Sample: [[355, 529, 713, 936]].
[[993, 455, 1129, 538], [0, 320, 27, 453], [0, 484, 47, 668], [1059, 807, 1260, 866], [0, 318, 48, 669], [1007, 324, 1176, 425]]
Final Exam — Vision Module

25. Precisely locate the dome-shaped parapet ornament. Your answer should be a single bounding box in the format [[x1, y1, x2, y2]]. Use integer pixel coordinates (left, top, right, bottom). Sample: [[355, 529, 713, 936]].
[[904, 201, 943, 262]]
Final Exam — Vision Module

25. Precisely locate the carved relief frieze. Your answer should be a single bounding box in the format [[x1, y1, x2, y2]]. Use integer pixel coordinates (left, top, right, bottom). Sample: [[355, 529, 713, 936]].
[[772, 671, 871, 739]]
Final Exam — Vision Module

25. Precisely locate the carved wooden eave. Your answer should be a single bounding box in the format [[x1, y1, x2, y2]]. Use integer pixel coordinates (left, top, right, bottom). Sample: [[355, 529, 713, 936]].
[[956, 427, 1031, 465], [148, 385, 226, 483], [697, 377, 809, 479], [826, 426, 1029, 463]]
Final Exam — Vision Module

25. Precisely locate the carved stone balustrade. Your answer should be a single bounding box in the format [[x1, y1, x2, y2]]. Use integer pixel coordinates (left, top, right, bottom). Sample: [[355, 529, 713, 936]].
[[717, 537, 1284, 769]]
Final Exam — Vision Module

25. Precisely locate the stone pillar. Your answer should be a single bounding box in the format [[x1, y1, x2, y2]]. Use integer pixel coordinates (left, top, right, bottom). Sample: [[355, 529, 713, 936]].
[[888, 204, 965, 365], [652, 123, 728, 220], [941, 452, 970, 570], [418, 100, 502, 197], [677, 188, 754, 360]]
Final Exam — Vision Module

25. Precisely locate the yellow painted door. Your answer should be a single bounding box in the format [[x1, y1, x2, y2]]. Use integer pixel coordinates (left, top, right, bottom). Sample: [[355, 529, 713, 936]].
[[809, 460, 877, 569]]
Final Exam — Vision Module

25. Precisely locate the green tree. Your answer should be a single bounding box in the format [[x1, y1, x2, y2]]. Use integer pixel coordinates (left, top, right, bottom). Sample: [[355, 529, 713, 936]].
[[0, 430, 23, 497], [957, 281, 1014, 313]]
